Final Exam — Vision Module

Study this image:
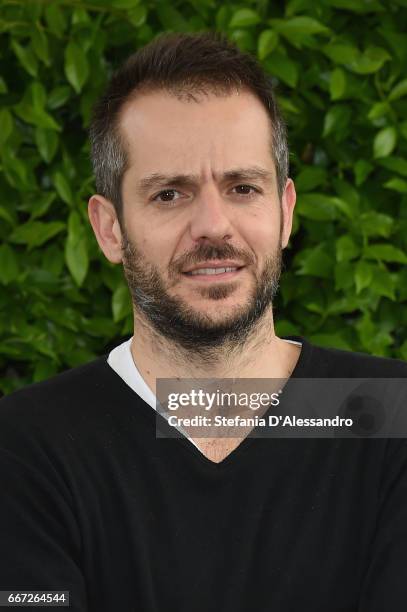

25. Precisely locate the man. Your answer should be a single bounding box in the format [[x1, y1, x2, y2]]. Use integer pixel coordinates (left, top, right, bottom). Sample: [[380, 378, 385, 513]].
[[0, 31, 406, 612]]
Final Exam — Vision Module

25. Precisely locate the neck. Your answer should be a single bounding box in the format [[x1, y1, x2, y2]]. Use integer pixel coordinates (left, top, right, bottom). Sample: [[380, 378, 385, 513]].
[[130, 307, 300, 393]]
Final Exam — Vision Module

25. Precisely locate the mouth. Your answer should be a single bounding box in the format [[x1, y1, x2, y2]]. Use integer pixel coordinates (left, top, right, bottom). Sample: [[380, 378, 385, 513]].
[[182, 265, 245, 281]]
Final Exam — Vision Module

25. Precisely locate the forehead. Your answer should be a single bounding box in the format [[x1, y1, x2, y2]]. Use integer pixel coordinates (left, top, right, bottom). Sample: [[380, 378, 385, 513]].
[[118, 88, 275, 178]]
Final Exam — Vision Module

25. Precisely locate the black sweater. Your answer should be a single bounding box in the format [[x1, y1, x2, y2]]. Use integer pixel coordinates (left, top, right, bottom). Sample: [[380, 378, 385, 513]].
[[0, 336, 407, 611]]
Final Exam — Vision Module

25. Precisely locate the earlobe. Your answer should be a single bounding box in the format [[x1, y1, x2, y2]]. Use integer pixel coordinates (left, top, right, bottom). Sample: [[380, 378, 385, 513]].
[[87, 195, 123, 264], [280, 178, 296, 250]]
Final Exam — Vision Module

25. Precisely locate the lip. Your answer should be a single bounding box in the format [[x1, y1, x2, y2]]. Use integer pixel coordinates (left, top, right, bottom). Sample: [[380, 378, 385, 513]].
[[182, 261, 245, 273], [182, 266, 245, 282]]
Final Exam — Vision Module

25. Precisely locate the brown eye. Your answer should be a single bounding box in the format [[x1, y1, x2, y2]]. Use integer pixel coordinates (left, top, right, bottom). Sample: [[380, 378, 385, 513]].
[[152, 189, 181, 204], [232, 185, 259, 197]]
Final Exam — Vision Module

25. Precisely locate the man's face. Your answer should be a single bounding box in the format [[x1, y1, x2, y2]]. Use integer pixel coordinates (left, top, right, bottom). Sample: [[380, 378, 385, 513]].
[[118, 88, 295, 353]]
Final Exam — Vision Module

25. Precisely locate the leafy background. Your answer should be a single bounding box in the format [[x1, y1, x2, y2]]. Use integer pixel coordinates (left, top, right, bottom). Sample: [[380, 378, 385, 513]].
[[1, 0, 406, 396]]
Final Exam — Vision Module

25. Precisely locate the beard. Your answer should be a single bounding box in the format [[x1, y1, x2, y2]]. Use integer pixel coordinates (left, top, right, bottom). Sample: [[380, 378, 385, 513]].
[[121, 230, 283, 360]]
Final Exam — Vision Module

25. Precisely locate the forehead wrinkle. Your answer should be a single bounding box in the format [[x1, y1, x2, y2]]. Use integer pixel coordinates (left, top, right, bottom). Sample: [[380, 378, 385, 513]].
[[136, 165, 274, 195], [222, 167, 274, 184], [138, 172, 198, 193]]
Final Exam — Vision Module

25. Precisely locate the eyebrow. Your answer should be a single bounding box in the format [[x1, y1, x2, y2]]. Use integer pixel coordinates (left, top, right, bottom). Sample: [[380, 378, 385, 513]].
[[136, 166, 274, 196]]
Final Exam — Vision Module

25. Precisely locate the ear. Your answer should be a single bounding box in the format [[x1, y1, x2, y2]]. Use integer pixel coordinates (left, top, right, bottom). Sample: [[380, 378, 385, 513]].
[[280, 178, 296, 249], [88, 194, 123, 264]]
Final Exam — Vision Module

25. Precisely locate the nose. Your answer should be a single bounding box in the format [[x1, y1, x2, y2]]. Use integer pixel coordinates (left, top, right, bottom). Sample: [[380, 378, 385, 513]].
[[188, 185, 233, 243]]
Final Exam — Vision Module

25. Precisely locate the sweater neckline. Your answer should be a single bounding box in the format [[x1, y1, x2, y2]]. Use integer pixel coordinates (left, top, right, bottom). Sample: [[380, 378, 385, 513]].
[[99, 334, 314, 470]]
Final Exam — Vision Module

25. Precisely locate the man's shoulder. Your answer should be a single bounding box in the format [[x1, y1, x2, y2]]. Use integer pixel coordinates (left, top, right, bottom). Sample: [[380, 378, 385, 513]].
[[306, 339, 407, 378]]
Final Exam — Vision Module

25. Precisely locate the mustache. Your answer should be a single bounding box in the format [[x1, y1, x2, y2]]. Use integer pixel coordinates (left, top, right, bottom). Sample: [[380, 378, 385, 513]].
[[172, 243, 254, 274]]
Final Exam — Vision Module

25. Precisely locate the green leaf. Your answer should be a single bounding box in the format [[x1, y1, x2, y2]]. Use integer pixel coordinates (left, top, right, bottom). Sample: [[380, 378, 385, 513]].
[[377, 157, 407, 176], [398, 269, 407, 301], [109, 0, 142, 7], [336, 235, 360, 262], [358, 212, 394, 238], [373, 126, 397, 158], [354, 260, 373, 293], [32, 108, 61, 131], [67, 210, 83, 242], [357, 312, 393, 355], [1, 149, 29, 189], [0, 77, 8, 94], [44, 4, 67, 38], [348, 46, 390, 74], [65, 236, 88, 286], [14, 85, 61, 132], [264, 52, 299, 87], [258, 30, 279, 60], [388, 78, 407, 101], [29, 193, 56, 221], [383, 177, 407, 193], [323, 42, 359, 65], [216, 6, 231, 30], [33, 360, 59, 383], [47, 86, 71, 110], [370, 267, 396, 300], [271, 16, 330, 36], [400, 340, 407, 361], [0, 244, 19, 284], [155, 5, 191, 31], [64, 42, 89, 93], [65, 212, 89, 287], [330, 68, 346, 100], [42, 243, 64, 277], [53, 171, 74, 205], [26, 2, 42, 19], [128, 5, 147, 27], [35, 128, 58, 163], [0, 108, 13, 144], [294, 167, 327, 192], [323, 105, 352, 138], [11, 40, 38, 77], [325, 0, 384, 12], [327, 296, 362, 315], [9, 221, 65, 249], [295, 193, 338, 221], [331, 197, 354, 219], [364, 244, 407, 264], [229, 9, 261, 27], [354, 160, 373, 186], [332, 178, 360, 214], [367, 101, 390, 121], [0, 205, 15, 226], [72, 7, 91, 24], [228, 30, 255, 53], [296, 245, 334, 278], [112, 283, 132, 322], [31, 82, 47, 111], [378, 27, 407, 65], [276, 96, 300, 115], [31, 25, 50, 66], [335, 261, 354, 290], [308, 333, 353, 351]]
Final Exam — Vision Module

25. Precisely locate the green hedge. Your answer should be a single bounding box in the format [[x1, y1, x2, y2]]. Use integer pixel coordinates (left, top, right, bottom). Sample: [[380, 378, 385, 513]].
[[1, 0, 407, 395]]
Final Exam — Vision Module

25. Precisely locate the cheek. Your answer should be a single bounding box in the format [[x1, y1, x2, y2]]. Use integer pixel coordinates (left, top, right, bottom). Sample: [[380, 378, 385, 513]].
[[136, 225, 178, 266], [239, 208, 281, 250]]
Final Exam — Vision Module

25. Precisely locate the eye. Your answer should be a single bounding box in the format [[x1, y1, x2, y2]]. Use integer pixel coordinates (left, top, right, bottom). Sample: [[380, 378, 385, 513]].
[[231, 184, 260, 198], [152, 189, 182, 204]]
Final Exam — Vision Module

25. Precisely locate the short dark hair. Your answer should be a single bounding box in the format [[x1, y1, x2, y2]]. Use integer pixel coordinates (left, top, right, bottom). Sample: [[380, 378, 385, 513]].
[[89, 31, 289, 227]]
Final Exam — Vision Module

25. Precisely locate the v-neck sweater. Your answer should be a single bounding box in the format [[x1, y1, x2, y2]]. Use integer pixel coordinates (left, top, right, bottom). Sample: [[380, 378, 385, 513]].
[[0, 336, 407, 612], [106, 335, 302, 451]]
